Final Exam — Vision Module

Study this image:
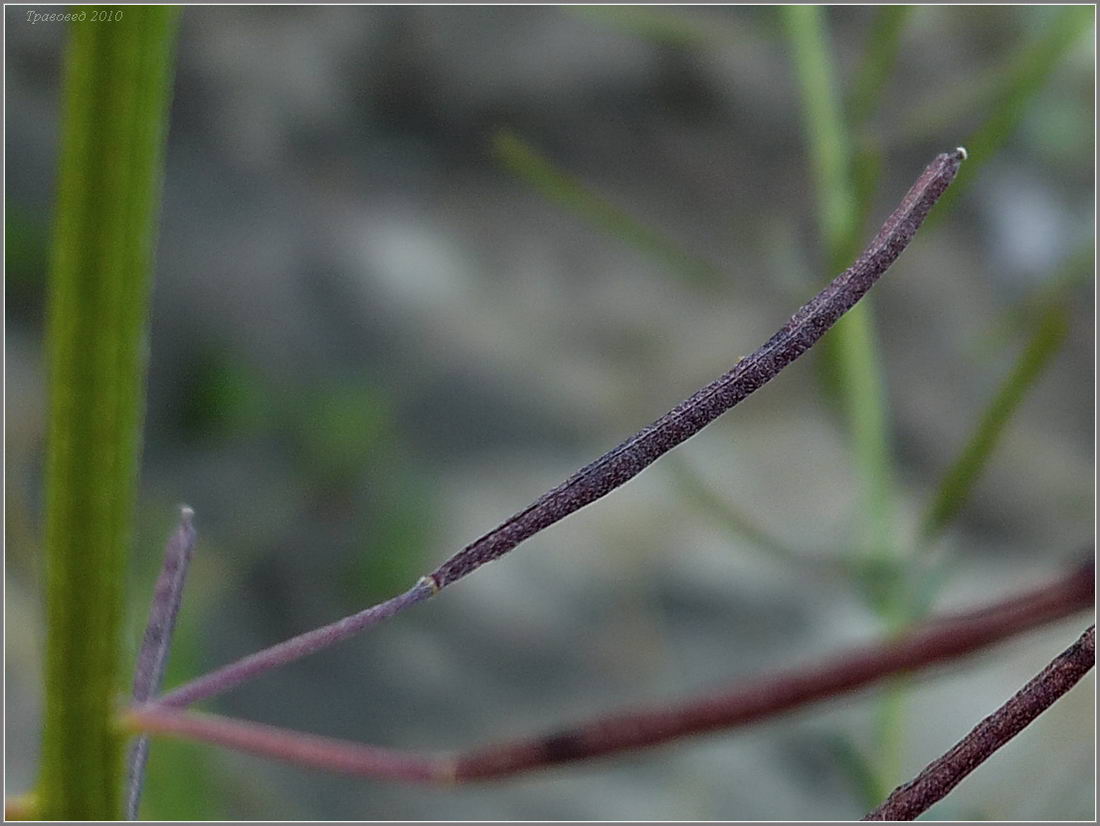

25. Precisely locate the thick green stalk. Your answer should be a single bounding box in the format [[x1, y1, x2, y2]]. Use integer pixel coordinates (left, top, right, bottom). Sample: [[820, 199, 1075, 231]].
[[38, 8, 179, 819]]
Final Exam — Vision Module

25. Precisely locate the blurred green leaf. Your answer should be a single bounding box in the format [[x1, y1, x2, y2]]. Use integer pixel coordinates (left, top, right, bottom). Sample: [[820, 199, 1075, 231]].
[[981, 242, 1092, 353], [847, 6, 914, 130], [350, 472, 436, 602], [844, 4, 901, 249], [824, 733, 887, 812], [830, 309, 896, 564], [141, 740, 221, 820], [38, 8, 179, 819], [177, 346, 271, 439], [850, 554, 904, 620], [919, 300, 1071, 543], [298, 381, 394, 483], [283, 380, 431, 600], [928, 5, 1093, 222], [889, 8, 1091, 157], [492, 128, 722, 285], [5, 203, 49, 321]]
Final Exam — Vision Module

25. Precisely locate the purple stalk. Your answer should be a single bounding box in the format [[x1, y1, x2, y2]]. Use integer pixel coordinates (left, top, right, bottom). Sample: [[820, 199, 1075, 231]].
[[125, 506, 198, 819], [156, 578, 435, 708], [161, 148, 965, 710], [864, 624, 1096, 820], [428, 148, 967, 588], [124, 706, 451, 783], [124, 559, 1090, 793]]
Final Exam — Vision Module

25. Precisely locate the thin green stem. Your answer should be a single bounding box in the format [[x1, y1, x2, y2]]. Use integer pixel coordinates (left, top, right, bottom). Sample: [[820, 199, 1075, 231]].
[[666, 459, 806, 564], [783, 7, 856, 252], [783, 6, 925, 805], [926, 5, 1093, 224], [493, 129, 722, 285], [666, 458, 842, 576], [783, 6, 897, 576], [848, 6, 914, 130], [919, 302, 1071, 545]]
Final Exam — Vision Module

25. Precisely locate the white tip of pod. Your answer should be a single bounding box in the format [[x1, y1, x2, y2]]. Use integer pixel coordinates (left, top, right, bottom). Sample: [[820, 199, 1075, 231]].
[[956, 146, 968, 161]]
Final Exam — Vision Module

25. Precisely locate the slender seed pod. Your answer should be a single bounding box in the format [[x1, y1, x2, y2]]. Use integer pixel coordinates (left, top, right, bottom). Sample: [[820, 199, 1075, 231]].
[[431, 148, 966, 588]]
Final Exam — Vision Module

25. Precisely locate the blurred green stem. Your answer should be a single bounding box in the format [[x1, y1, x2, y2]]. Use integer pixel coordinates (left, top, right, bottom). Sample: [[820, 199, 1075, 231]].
[[493, 128, 721, 285], [919, 302, 1071, 545], [783, 6, 896, 575], [784, 5, 915, 808], [848, 5, 914, 130], [667, 459, 805, 565], [925, 5, 1093, 223], [783, 7, 855, 250], [37, 8, 179, 819]]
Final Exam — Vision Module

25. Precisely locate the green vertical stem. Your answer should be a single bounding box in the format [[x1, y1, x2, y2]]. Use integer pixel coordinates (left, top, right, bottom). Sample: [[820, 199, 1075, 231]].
[[783, 6, 856, 250], [784, 5, 909, 805], [848, 5, 914, 131], [37, 7, 179, 820], [783, 6, 896, 573]]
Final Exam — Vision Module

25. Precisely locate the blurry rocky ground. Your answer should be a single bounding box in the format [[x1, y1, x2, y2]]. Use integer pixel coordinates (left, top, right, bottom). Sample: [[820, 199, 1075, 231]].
[[5, 5, 1093, 819]]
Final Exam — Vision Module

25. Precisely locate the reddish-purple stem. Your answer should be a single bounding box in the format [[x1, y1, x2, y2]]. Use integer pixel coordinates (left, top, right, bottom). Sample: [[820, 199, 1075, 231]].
[[453, 556, 1090, 779], [123, 708, 449, 783], [161, 149, 964, 710], [864, 624, 1095, 821], [157, 579, 434, 708], [127, 558, 1090, 789]]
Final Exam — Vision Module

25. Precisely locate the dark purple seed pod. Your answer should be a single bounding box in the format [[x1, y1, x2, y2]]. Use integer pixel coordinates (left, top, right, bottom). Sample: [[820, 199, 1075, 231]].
[[431, 148, 966, 589]]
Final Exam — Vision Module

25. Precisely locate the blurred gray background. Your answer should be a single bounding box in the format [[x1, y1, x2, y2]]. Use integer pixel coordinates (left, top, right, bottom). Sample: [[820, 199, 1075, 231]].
[[5, 5, 1094, 820]]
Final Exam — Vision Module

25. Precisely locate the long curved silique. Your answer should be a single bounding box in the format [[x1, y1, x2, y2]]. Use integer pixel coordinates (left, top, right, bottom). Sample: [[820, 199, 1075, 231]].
[[430, 147, 967, 587], [160, 148, 965, 709]]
